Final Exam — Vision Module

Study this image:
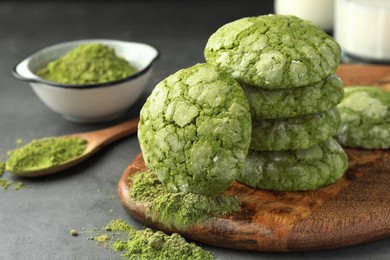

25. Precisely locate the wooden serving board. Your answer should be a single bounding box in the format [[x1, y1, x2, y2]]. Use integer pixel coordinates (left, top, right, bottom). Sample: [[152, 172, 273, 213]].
[[118, 64, 390, 252]]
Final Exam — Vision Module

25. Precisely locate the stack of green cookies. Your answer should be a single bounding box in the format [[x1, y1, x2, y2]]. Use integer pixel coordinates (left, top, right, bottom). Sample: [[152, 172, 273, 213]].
[[204, 15, 348, 191]]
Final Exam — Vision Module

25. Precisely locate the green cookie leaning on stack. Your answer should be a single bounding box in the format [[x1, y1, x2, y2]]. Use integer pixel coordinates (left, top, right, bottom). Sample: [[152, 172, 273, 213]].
[[205, 15, 348, 191], [138, 63, 252, 196]]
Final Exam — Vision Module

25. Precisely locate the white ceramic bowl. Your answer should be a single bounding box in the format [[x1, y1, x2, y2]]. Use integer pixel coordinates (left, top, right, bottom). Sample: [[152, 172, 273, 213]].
[[13, 39, 159, 123]]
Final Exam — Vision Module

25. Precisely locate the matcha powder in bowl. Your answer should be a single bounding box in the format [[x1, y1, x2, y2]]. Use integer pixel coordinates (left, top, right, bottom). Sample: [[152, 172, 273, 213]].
[[36, 43, 137, 85]]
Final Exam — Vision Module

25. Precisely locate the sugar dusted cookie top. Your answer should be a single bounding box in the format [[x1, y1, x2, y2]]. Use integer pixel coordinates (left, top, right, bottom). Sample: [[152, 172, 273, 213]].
[[336, 86, 390, 149], [138, 63, 251, 195], [204, 15, 341, 89]]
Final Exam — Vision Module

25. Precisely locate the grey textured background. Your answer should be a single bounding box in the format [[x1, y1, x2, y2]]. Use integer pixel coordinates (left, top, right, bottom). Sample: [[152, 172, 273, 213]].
[[0, 1, 389, 259]]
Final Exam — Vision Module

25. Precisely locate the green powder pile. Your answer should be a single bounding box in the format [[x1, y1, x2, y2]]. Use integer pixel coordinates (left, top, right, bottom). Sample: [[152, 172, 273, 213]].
[[0, 161, 13, 190], [118, 228, 214, 260], [0, 178, 13, 190], [130, 171, 241, 230], [90, 218, 214, 260], [1, 160, 26, 191], [0, 161, 5, 176], [13, 182, 24, 190], [93, 234, 111, 243], [36, 43, 137, 85], [105, 218, 136, 232], [6, 137, 87, 174], [0, 179, 25, 191]]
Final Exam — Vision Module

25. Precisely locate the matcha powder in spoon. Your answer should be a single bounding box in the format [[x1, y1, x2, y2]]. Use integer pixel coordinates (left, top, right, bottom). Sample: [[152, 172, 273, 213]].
[[6, 137, 87, 174]]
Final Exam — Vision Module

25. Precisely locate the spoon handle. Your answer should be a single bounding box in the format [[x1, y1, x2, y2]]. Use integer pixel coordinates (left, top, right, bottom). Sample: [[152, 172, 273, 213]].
[[76, 117, 139, 150]]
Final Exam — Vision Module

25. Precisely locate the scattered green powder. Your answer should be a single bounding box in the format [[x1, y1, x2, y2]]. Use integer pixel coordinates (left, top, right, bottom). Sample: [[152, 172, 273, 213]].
[[105, 218, 136, 232], [93, 235, 111, 243], [0, 178, 13, 190], [120, 228, 214, 260], [107, 194, 115, 200], [36, 43, 137, 85], [6, 137, 87, 174], [112, 239, 127, 252], [90, 218, 214, 260], [0, 161, 5, 176], [130, 171, 167, 200], [70, 229, 78, 236], [130, 171, 241, 230], [13, 182, 24, 190], [0, 162, 24, 190]]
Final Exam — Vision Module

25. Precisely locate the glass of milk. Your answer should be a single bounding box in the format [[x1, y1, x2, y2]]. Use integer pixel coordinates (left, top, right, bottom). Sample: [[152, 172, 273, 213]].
[[275, 0, 335, 32], [334, 0, 390, 63]]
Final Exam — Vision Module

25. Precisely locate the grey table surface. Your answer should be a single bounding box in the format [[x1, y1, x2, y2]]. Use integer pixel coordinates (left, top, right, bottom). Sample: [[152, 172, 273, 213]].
[[0, 1, 389, 259]]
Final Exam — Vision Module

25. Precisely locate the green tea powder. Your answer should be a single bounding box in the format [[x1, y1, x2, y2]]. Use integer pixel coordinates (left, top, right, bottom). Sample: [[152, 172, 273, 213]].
[[6, 137, 87, 174], [36, 43, 137, 84], [90, 218, 214, 260], [0, 178, 13, 190], [0, 161, 5, 176], [0, 162, 13, 190], [130, 171, 241, 229]]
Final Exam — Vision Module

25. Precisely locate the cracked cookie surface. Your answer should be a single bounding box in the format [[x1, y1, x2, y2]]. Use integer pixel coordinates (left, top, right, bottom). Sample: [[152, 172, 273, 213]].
[[336, 86, 390, 149], [239, 138, 348, 191], [251, 108, 340, 151], [204, 15, 341, 89], [243, 74, 344, 119], [138, 63, 251, 195]]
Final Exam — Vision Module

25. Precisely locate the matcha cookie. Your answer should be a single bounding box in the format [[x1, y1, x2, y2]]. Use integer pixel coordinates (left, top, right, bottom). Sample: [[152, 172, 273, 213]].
[[204, 15, 341, 89], [251, 108, 340, 151], [138, 63, 252, 196], [239, 138, 348, 191], [243, 74, 344, 119], [336, 86, 390, 149]]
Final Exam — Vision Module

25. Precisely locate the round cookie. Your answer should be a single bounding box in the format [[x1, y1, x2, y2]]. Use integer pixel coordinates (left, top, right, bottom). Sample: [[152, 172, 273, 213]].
[[243, 74, 344, 119], [204, 15, 341, 89], [239, 138, 348, 191], [336, 86, 390, 149], [138, 63, 252, 196], [251, 108, 340, 151]]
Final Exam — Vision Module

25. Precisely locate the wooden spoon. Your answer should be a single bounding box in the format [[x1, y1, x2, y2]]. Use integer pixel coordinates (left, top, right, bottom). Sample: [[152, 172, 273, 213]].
[[9, 117, 139, 177]]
